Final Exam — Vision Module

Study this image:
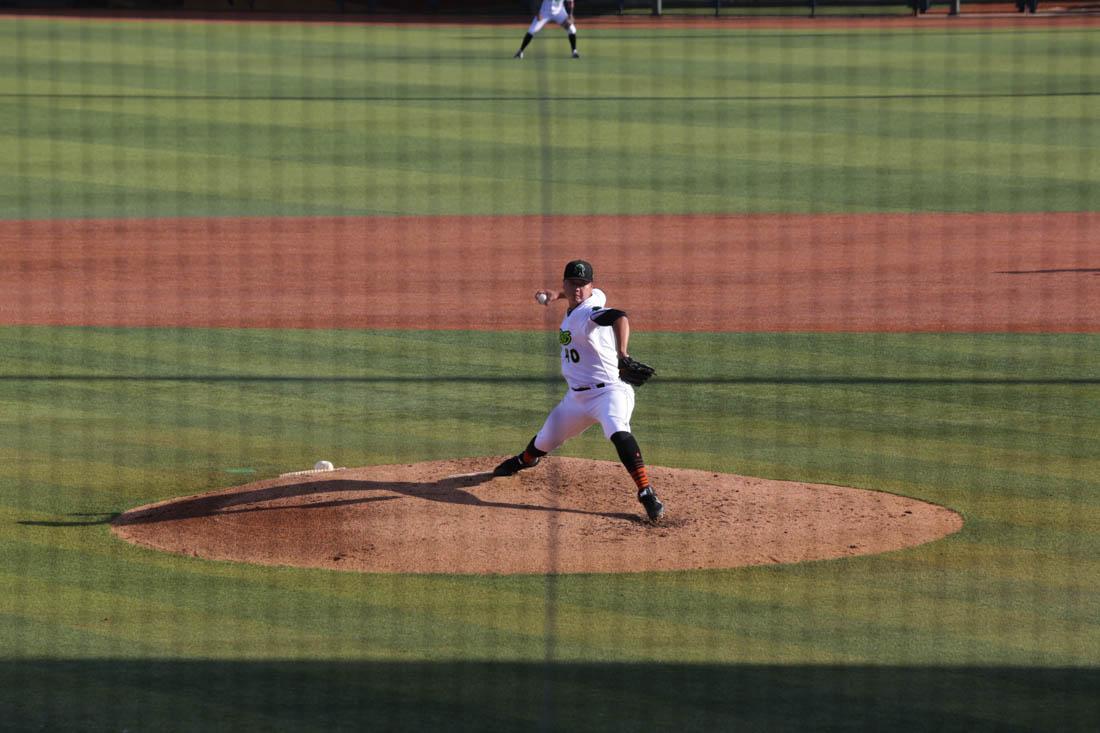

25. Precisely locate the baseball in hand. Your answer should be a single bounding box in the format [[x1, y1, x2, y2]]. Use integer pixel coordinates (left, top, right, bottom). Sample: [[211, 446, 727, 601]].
[[536, 292, 550, 305]]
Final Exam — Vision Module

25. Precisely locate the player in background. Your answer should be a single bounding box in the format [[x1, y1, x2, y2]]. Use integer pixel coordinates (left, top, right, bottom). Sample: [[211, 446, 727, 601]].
[[514, 0, 580, 59], [493, 260, 663, 522]]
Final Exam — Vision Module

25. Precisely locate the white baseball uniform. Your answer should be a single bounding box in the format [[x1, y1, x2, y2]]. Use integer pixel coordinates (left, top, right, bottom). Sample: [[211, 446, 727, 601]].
[[533, 288, 635, 452], [528, 0, 576, 35]]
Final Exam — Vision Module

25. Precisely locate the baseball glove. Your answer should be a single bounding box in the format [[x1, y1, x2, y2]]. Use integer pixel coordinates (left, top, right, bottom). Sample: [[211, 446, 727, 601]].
[[618, 355, 656, 387]]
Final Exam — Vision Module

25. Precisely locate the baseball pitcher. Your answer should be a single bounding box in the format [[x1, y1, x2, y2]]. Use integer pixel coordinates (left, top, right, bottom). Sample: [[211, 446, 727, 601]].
[[493, 260, 663, 522], [514, 0, 579, 59]]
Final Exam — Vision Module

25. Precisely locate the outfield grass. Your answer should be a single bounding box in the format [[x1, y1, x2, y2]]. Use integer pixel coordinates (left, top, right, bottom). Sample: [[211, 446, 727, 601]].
[[0, 18, 1096, 218]]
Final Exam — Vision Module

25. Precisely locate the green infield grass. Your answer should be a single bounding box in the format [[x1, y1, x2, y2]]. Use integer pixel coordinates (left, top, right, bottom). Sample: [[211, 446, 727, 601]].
[[0, 17, 1096, 219], [1, 327, 1099, 729]]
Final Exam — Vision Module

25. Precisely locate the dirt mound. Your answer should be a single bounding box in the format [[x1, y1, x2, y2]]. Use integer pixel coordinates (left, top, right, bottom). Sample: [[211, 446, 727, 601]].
[[111, 457, 962, 575]]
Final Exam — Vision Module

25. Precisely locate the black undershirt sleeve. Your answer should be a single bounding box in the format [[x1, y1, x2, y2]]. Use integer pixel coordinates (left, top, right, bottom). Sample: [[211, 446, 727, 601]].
[[591, 308, 626, 327]]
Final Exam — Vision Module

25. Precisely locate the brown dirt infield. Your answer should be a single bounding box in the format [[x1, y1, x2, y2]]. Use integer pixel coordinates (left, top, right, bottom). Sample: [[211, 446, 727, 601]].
[[111, 456, 963, 575], [2, 212, 1097, 332]]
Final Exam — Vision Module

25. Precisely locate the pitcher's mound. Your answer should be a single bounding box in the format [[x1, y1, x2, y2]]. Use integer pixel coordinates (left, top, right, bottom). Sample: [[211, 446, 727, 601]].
[[111, 457, 962, 575]]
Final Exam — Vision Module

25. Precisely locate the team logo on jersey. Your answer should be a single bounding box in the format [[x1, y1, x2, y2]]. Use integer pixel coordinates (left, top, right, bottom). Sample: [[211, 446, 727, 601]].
[[559, 330, 572, 346]]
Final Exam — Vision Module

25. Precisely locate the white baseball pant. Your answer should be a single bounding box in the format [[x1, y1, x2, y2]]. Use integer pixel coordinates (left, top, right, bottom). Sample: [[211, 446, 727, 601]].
[[533, 383, 635, 453], [528, 2, 576, 35]]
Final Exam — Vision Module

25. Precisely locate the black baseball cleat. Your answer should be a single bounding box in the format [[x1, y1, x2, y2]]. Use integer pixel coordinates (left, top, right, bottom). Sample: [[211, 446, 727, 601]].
[[493, 454, 540, 477], [514, 50, 524, 59], [571, 49, 580, 59], [637, 486, 664, 522]]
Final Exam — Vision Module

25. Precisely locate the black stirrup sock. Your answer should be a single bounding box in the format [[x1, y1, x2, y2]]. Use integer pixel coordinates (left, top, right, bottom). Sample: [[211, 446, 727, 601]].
[[611, 431, 650, 490], [522, 436, 547, 465]]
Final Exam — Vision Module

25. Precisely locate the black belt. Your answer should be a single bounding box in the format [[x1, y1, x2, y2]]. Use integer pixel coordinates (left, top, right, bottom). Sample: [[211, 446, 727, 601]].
[[572, 383, 606, 392]]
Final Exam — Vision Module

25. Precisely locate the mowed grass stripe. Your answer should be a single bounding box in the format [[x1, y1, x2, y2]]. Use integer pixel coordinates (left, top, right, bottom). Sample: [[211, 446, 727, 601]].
[[1, 133, 525, 203], [3, 123, 1088, 215], [677, 384, 1100, 467], [6, 91, 1091, 176], [1, 326, 550, 377], [0, 569, 368, 659], [552, 563, 1099, 665], [647, 403, 1100, 488], [1, 536, 572, 661], [25, 94, 1091, 160]]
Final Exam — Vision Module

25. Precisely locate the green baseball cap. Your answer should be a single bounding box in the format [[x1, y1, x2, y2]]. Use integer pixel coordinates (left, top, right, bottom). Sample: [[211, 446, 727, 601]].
[[563, 259, 593, 283]]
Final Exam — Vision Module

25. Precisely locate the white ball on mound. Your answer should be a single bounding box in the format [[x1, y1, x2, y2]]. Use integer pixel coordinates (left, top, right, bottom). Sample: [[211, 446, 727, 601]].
[[314, 460, 335, 472]]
